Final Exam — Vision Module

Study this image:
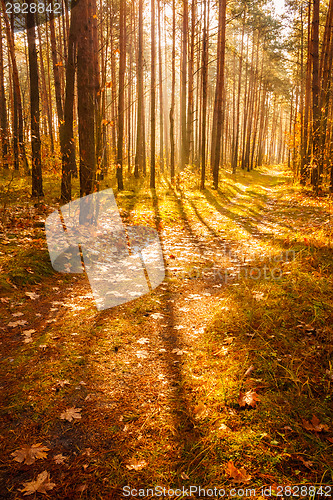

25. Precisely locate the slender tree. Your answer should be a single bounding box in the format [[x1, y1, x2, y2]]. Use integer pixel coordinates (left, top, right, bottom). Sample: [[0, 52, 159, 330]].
[[211, 0, 227, 188], [135, 0, 146, 177], [77, 0, 96, 197], [27, 2, 44, 197], [311, 0, 320, 189], [169, 0, 176, 182], [200, 0, 208, 190], [150, 0, 156, 188], [116, 0, 126, 190], [0, 19, 8, 168], [180, 0, 188, 170], [61, 0, 78, 202]]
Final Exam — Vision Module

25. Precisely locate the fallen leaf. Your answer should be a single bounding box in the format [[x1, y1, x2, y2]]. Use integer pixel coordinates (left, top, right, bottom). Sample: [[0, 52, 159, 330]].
[[302, 415, 329, 432], [19, 470, 56, 495], [297, 455, 313, 468], [56, 380, 70, 388], [238, 390, 260, 408], [126, 459, 147, 471], [213, 346, 229, 356], [244, 365, 254, 377], [11, 443, 49, 465], [218, 423, 232, 434], [23, 335, 33, 344], [151, 313, 164, 320], [25, 292, 40, 300], [135, 350, 149, 359], [194, 403, 207, 419], [171, 348, 186, 355], [53, 454, 67, 464], [76, 484, 87, 492], [60, 407, 82, 422], [8, 320, 28, 327], [225, 460, 251, 482], [180, 472, 189, 480], [12, 312, 24, 317], [137, 337, 150, 344]]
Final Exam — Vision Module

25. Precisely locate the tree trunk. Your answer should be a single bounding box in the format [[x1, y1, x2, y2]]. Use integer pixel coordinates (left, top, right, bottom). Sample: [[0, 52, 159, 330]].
[[150, 0, 156, 188], [200, 0, 208, 190], [61, 0, 78, 203], [158, 0, 164, 172], [169, 0, 176, 182], [231, 12, 245, 174], [1, 1, 29, 172], [37, 24, 54, 153], [116, 0, 126, 190], [180, 0, 188, 170], [311, 0, 320, 189], [186, 0, 195, 165], [77, 0, 96, 197], [27, 4, 43, 197], [135, 0, 146, 177], [0, 19, 8, 168], [211, 0, 226, 189]]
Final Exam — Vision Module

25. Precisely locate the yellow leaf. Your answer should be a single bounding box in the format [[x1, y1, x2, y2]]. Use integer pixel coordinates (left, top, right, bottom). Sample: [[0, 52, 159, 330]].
[[19, 470, 56, 495], [11, 443, 49, 465]]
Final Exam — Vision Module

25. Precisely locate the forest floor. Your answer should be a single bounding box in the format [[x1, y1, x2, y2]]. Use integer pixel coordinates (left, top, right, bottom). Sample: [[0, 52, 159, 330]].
[[0, 165, 333, 499]]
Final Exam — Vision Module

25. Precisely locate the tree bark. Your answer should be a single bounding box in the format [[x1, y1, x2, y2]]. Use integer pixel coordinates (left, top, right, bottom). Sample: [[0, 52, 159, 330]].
[[27, 4, 43, 197], [180, 0, 188, 170], [169, 0, 176, 182], [0, 19, 8, 168], [61, 0, 78, 202], [311, 0, 320, 189], [135, 0, 146, 177], [150, 0, 156, 188], [116, 0, 126, 190], [77, 0, 96, 197], [211, 0, 226, 189], [200, 0, 208, 190]]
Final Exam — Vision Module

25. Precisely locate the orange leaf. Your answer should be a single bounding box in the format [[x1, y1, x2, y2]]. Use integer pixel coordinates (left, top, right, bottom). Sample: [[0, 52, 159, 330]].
[[302, 415, 329, 432], [225, 461, 251, 483], [238, 390, 260, 408]]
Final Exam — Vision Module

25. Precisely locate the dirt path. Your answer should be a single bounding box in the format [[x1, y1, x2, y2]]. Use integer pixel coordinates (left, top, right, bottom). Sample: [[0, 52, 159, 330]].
[[1, 167, 332, 498]]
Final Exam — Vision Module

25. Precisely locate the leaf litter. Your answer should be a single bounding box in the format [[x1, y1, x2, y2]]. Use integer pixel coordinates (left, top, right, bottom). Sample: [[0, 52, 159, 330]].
[[19, 470, 56, 496], [60, 407, 82, 422], [11, 443, 49, 465]]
